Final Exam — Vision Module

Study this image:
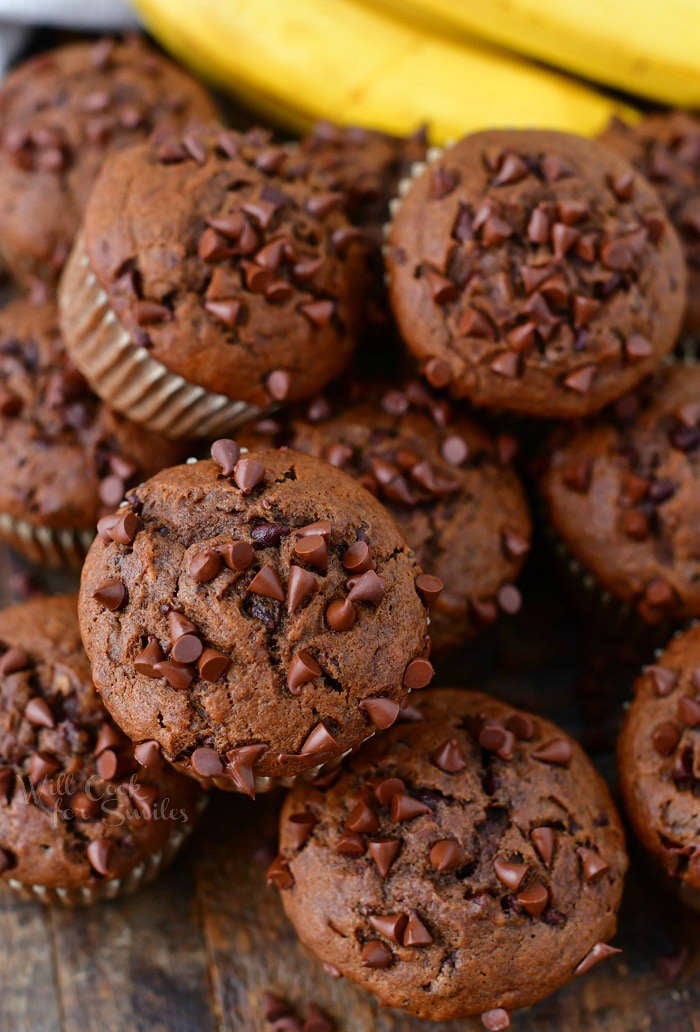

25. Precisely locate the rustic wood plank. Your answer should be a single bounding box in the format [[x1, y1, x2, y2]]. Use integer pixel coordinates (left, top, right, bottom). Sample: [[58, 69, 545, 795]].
[[0, 894, 62, 1032], [50, 848, 215, 1032]]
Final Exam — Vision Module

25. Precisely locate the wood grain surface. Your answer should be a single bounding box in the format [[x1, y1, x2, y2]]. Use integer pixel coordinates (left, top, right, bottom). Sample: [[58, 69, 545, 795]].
[[0, 543, 698, 1032]]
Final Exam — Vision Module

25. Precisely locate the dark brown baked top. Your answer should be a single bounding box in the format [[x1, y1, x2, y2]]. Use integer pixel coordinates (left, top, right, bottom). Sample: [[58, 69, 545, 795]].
[[273, 688, 627, 1021], [76, 125, 370, 407], [78, 446, 433, 785], [0, 297, 184, 531], [541, 364, 700, 624], [618, 625, 700, 900], [297, 121, 427, 243], [239, 379, 531, 653], [600, 112, 700, 334], [0, 595, 202, 889], [0, 35, 218, 285], [387, 129, 686, 418]]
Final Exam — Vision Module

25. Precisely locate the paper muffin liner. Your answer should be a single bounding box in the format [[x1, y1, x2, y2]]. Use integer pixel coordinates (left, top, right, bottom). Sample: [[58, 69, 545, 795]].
[[59, 234, 261, 440], [0, 511, 94, 569], [2, 794, 208, 908]]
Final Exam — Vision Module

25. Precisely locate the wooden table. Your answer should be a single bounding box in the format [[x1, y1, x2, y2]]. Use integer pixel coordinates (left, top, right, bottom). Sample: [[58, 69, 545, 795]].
[[0, 545, 698, 1032]]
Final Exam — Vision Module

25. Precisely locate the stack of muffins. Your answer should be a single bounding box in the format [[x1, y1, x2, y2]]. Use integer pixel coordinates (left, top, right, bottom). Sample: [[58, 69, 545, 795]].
[[0, 28, 699, 1030]]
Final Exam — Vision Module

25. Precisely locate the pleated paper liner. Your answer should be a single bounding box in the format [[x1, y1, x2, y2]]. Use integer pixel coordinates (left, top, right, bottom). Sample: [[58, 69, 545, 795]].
[[0, 512, 94, 569], [59, 234, 261, 440], [2, 794, 208, 908]]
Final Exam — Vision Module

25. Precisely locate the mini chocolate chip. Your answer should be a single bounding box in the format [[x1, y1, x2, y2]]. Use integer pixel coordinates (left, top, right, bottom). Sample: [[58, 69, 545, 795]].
[[248, 564, 285, 601], [222, 540, 255, 571], [134, 741, 162, 768], [490, 352, 521, 379], [24, 697, 54, 729], [234, 457, 265, 494], [197, 648, 233, 681], [647, 666, 679, 696], [347, 570, 385, 606], [152, 660, 194, 691], [481, 1009, 511, 1031], [211, 438, 241, 474], [71, 792, 100, 820], [563, 365, 596, 394], [286, 813, 317, 850], [92, 579, 127, 611], [517, 881, 549, 917], [402, 910, 432, 947], [87, 838, 113, 876], [326, 599, 356, 631], [574, 942, 621, 976], [531, 737, 572, 766], [424, 358, 452, 388], [391, 793, 431, 822], [287, 566, 319, 614], [494, 857, 528, 891], [432, 738, 466, 773], [361, 941, 393, 969], [134, 638, 164, 678], [368, 838, 400, 877], [531, 827, 555, 867], [96, 749, 119, 780], [301, 723, 337, 755], [189, 549, 222, 583], [625, 334, 653, 360], [403, 657, 434, 690], [205, 300, 241, 328], [652, 720, 681, 756], [346, 801, 379, 835], [267, 370, 292, 401], [373, 778, 405, 804], [226, 743, 266, 797], [368, 913, 408, 944], [294, 534, 328, 570], [0, 647, 30, 675], [191, 747, 223, 777], [266, 855, 294, 890], [300, 300, 334, 327], [678, 696, 700, 727], [359, 697, 399, 730], [336, 830, 365, 857], [171, 633, 203, 664], [578, 847, 609, 882], [342, 541, 372, 574], [478, 723, 515, 760], [430, 838, 466, 872], [415, 574, 443, 606], [497, 584, 522, 615]]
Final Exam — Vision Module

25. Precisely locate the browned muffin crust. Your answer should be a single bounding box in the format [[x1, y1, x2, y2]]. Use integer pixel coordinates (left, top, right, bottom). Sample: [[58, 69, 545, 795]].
[[618, 625, 700, 908], [273, 688, 627, 1021], [0, 35, 218, 286], [600, 112, 700, 334], [0, 595, 203, 891], [240, 380, 531, 653], [541, 364, 700, 625], [78, 446, 433, 788], [63, 124, 370, 409], [387, 129, 686, 418], [0, 297, 184, 533]]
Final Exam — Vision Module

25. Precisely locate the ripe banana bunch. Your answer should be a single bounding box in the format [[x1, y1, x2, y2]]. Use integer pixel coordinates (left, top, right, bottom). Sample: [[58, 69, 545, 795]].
[[133, 0, 635, 143], [383, 0, 700, 107]]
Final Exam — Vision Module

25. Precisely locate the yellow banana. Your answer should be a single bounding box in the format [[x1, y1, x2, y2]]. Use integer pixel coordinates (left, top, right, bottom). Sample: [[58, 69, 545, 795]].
[[133, 0, 635, 143], [373, 0, 700, 107]]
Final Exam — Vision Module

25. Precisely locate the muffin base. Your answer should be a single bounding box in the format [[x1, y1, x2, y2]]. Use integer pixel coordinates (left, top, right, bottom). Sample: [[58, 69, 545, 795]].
[[59, 235, 261, 439], [2, 794, 208, 907], [0, 511, 94, 569]]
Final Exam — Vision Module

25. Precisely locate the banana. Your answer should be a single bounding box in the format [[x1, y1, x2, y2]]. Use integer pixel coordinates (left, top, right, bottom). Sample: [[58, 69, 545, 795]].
[[373, 0, 700, 107], [133, 0, 634, 142]]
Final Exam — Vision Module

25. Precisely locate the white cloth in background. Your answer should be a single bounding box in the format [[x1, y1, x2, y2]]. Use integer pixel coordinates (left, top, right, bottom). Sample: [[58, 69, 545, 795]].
[[0, 1, 137, 73]]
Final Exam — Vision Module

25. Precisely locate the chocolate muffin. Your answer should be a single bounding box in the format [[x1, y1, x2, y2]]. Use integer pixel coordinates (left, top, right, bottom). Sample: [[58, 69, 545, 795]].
[[59, 125, 370, 438], [541, 363, 700, 628], [386, 129, 686, 418], [600, 112, 700, 335], [0, 296, 185, 568], [240, 380, 531, 653], [0, 35, 218, 288], [77, 445, 434, 793], [0, 595, 204, 905], [618, 626, 700, 909], [271, 688, 627, 1022]]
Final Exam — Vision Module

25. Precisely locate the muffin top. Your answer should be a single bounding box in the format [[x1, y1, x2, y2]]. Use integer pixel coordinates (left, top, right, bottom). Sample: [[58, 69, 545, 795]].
[[387, 129, 686, 418], [240, 380, 531, 653], [600, 112, 700, 333], [618, 625, 700, 901], [541, 364, 700, 624], [273, 688, 627, 1022], [0, 35, 218, 284], [0, 297, 184, 532], [297, 121, 427, 242], [71, 124, 370, 408], [0, 595, 202, 889], [78, 446, 433, 786]]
